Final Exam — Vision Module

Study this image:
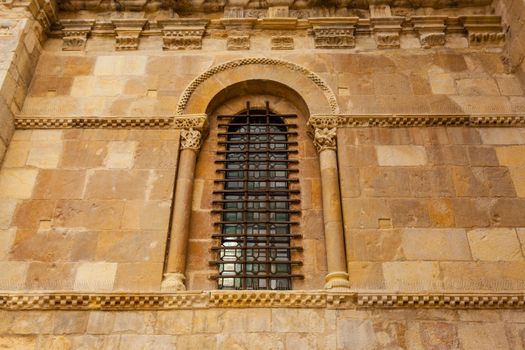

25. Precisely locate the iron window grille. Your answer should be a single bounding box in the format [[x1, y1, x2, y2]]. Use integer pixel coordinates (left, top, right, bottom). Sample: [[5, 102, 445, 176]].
[[211, 102, 303, 290]]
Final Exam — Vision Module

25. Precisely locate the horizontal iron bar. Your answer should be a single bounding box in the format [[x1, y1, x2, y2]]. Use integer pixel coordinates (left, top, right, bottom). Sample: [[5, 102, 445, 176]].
[[213, 189, 300, 194], [211, 233, 302, 239], [217, 114, 298, 119], [209, 260, 303, 265], [209, 274, 304, 280], [210, 246, 303, 251], [214, 221, 299, 225]]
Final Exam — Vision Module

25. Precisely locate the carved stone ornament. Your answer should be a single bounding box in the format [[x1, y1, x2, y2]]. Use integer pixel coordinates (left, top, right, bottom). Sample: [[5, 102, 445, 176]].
[[181, 128, 203, 150], [412, 16, 447, 49], [271, 36, 294, 50], [309, 18, 358, 49], [159, 19, 209, 50], [227, 34, 250, 50], [160, 273, 186, 292], [313, 127, 337, 153], [2, 290, 524, 310], [371, 17, 403, 49], [112, 19, 146, 51], [61, 19, 94, 51], [461, 15, 505, 47]]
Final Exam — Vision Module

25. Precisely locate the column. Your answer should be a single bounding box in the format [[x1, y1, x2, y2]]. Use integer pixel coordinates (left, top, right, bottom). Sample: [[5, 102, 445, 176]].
[[161, 127, 203, 291], [313, 126, 351, 290]]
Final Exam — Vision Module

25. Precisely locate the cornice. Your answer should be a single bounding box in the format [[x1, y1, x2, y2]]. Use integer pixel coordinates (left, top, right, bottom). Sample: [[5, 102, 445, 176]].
[[47, 14, 505, 51], [0, 291, 524, 310]]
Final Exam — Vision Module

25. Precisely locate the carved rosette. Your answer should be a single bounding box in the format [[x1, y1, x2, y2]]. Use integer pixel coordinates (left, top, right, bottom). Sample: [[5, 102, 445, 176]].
[[313, 127, 337, 153], [61, 20, 94, 51]]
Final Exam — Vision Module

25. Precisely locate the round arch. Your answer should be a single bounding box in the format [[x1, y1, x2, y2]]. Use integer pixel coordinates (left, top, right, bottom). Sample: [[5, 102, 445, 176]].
[[176, 57, 340, 116]]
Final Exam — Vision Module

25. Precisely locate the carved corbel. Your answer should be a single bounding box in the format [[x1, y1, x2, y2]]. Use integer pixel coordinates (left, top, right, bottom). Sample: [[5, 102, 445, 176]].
[[159, 19, 209, 50], [173, 114, 208, 151], [61, 19, 95, 51], [180, 128, 203, 151], [112, 19, 147, 51], [461, 16, 505, 47], [309, 17, 359, 49], [412, 16, 447, 49], [371, 17, 403, 49], [308, 114, 343, 153]]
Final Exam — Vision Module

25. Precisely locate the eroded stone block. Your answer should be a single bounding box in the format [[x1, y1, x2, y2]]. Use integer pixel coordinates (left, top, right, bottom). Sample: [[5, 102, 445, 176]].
[[467, 228, 523, 261]]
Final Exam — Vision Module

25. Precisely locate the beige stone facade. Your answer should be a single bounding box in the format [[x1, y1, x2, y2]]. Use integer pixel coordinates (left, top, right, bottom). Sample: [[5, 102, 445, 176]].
[[1, 0, 525, 348]]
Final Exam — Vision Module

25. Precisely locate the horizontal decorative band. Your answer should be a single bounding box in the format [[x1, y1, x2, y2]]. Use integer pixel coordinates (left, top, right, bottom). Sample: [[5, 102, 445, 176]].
[[15, 114, 208, 130], [0, 291, 524, 310], [308, 114, 525, 129]]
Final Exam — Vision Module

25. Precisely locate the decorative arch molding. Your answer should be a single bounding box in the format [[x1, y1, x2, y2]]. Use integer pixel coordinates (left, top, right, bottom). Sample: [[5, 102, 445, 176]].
[[175, 57, 340, 116]]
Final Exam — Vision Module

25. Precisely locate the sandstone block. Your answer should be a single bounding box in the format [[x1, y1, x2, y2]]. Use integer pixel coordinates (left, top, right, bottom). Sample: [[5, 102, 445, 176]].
[[382, 261, 441, 290], [0, 199, 17, 229], [467, 146, 499, 166], [272, 309, 325, 333], [427, 198, 455, 227], [336, 319, 377, 350], [26, 140, 63, 168], [120, 335, 177, 350], [54, 200, 124, 230], [114, 262, 163, 291], [94, 56, 147, 76], [0, 168, 38, 199], [347, 262, 385, 289], [451, 198, 491, 227], [113, 312, 155, 334], [440, 261, 525, 290], [360, 167, 411, 197], [33, 170, 86, 199], [496, 146, 525, 166], [429, 73, 456, 94], [490, 198, 525, 226], [458, 323, 510, 350], [496, 76, 524, 95], [87, 312, 116, 335], [0, 227, 15, 260], [0, 261, 28, 290], [155, 311, 193, 335], [0, 336, 36, 350], [479, 128, 524, 145], [25, 262, 76, 290], [70, 76, 95, 97], [104, 141, 137, 169], [346, 229, 403, 261], [510, 167, 525, 197], [96, 230, 165, 263], [84, 170, 149, 200], [2, 141, 30, 167], [61, 140, 107, 169], [376, 145, 427, 166], [402, 228, 471, 260], [389, 199, 431, 228], [53, 311, 89, 335], [456, 78, 500, 96], [74, 262, 117, 291], [467, 228, 523, 261], [343, 198, 391, 229], [178, 335, 218, 350], [192, 309, 224, 333]]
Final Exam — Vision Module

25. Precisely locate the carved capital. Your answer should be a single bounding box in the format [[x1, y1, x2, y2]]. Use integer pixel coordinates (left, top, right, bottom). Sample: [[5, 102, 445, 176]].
[[181, 128, 203, 151], [461, 15, 505, 47], [310, 17, 358, 49], [313, 127, 337, 153], [413, 16, 447, 48], [159, 19, 209, 50], [371, 17, 403, 49]]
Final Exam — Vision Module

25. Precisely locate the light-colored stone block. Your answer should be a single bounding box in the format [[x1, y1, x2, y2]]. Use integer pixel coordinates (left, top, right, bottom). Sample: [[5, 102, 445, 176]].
[[336, 319, 377, 350], [26, 140, 63, 168], [467, 228, 523, 261], [509, 167, 525, 197], [2, 141, 30, 167], [104, 141, 137, 169], [30, 130, 63, 141], [458, 323, 510, 350], [382, 261, 441, 290], [0, 227, 16, 260], [496, 146, 525, 165], [0, 261, 29, 290], [94, 77, 125, 97], [74, 262, 117, 291], [429, 73, 456, 94], [0, 199, 17, 229], [402, 228, 472, 261], [0, 169, 38, 199], [496, 76, 524, 95], [0, 336, 36, 350], [70, 76, 95, 97], [456, 78, 500, 95], [376, 145, 427, 166], [479, 129, 524, 145], [94, 56, 147, 76]]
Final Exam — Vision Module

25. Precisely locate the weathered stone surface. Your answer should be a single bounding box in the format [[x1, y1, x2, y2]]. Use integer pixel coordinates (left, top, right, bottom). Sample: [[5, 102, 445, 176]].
[[402, 228, 471, 260], [375, 145, 428, 166], [478, 129, 524, 145], [0, 169, 38, 199], [467, 228, 523, 261], [510, 167, 525, 197], [104, 141, 137, 169], [74, 262, 117, 291], [457, 323, 510, 350], [496, 146, 525, 166], [382, 261, 442, 290]]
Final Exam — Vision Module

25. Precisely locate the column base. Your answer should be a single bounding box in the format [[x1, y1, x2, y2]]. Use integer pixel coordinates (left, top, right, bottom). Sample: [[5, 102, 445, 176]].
[[161, 273, 186, 292], [324, 272, 351, 290]]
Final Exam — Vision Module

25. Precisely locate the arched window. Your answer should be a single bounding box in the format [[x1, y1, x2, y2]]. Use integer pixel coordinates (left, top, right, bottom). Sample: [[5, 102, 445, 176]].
[[212, 102, 303, 290]]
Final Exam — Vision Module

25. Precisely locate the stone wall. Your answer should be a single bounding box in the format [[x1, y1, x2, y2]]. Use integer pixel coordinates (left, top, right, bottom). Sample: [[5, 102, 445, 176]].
[[0, 129, 180, 291], [1, 307, 525, 349], [339, 126, 525, 290], [496, 0, 525, 85], [0, 15, 43, 164]]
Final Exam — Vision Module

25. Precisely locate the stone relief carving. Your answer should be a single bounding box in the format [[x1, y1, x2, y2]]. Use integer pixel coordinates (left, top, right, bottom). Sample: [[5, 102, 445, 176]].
[[313, 127, 337, 153], [227, 34, 250, 50], [271, 36, 294, 50], [313, 26, 355, 49], [375, 32, 400, 49], [113, 19, 146, 51], [61, 19, 94, 51], [160, 19, 209, 50], [462, 16, 505, 47], [181, 128, 203, 150]]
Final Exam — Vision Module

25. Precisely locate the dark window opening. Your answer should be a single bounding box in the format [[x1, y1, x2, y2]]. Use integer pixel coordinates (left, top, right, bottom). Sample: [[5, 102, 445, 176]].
[[211, 102, 303, 290]]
